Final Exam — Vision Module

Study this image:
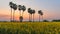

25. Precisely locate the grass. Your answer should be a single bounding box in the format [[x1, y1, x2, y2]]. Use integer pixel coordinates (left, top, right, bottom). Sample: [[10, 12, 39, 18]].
[[0, 22, 60, 34]]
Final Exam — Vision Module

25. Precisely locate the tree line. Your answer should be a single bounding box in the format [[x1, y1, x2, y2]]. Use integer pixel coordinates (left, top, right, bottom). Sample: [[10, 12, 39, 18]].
[[9, 2, 43, 22]]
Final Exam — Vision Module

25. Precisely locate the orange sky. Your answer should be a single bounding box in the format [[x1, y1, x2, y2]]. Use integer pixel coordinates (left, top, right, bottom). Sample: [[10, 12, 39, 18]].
[[0, 8, 56, 21]]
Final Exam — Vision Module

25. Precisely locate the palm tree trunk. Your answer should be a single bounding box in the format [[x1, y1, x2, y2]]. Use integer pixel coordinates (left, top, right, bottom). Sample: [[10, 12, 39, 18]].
[[42, 15, 43, 22], [13, 10, 15, 21], [29, 14, 30, 22], [33, 14, 34, 22], [31, 14, 32, 22], [39, 15, 40, 22], [22, 11, 24, 22], [19, 11, 21, 22], [29, 14, 31, 22], [19, 11, 21, 16], [10, 8, 12, 22], [22, 12, 24, 17]]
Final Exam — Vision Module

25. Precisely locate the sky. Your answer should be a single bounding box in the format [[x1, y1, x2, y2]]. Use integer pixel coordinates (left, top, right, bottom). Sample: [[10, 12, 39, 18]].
[[0, 0, 60, 21]]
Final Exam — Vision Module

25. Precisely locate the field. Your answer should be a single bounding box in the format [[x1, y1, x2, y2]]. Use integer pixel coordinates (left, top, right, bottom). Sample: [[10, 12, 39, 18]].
[[0, 22, 60, 34]]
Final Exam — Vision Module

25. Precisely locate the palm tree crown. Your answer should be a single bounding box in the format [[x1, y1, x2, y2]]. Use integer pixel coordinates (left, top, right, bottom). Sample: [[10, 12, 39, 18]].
[[32, 10, 35, 14], [22, 5, 26, 12], [28, 8, 33, 14], [18, 5, 22, 10], [13, 4, 17, 10], [38, 10, 42, 15], [28, 8, 31, 13], [9, 2, 13, 8]]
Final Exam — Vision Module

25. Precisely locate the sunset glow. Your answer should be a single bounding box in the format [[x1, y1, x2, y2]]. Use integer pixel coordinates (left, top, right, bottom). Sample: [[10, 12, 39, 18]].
[[0, 0, 60, 21]]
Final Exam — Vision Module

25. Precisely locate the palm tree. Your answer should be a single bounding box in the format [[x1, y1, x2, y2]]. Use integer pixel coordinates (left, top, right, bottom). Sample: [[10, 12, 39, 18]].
[[12, 3, 17, 21], [22, 5, 26, 22], [22, 5, 26, 17], [29, 9, 33, 22], [18, 5, 22, 16], [28, 8, 32, 22], [18, 5, 26, 22], [19, 16, 23, 22], [38, 10, 42, 22], [18, 5, 22, 22], [9, 2, 13, 21], [40, 11, 43, 21], [32, 10, 35, 22]]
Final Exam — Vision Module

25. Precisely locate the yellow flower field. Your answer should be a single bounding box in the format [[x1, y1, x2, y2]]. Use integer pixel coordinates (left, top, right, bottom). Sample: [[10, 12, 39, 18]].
[[0, 22, 60, 34]]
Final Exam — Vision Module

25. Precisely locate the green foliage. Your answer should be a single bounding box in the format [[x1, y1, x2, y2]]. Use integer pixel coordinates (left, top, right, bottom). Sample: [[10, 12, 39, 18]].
[[43, 20, 49, 22], [52, 20, 60, 22], [0, 22, 60, 34]]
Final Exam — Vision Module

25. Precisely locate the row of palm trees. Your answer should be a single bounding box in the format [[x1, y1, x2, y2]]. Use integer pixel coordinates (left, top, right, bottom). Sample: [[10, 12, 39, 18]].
[[9, 2, 43, 22]]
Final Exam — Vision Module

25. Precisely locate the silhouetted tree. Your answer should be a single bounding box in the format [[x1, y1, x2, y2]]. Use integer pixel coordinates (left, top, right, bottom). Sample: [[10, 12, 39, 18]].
[[28, 8, 32, 22], [22, 5, 26, 17], [18, 5, 22, 16], [18, 5, 22, 22], [40, 10, 43, 21], [32, 10, 35, 22], [38, 10, 43, 22], [22, 5, 26, 22], [18, 5, 26, 22], [12, 3, 17, 21], [28, 8, 35, 22], [30, 9, 33, 22], [9, 2, 13, 21], [52, 20, 60, 22], [19, 16, 23, 22], [43, 20, 49, 22]]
